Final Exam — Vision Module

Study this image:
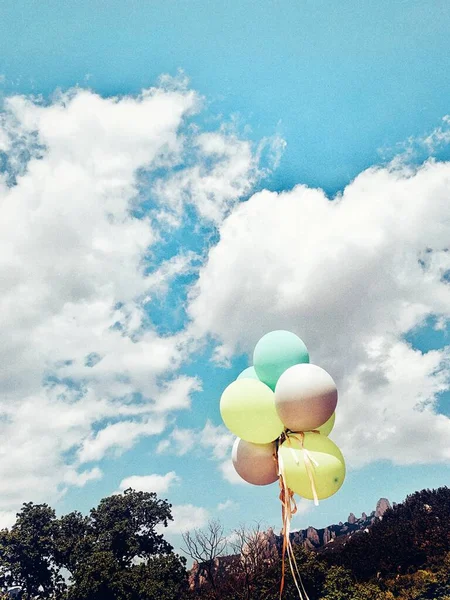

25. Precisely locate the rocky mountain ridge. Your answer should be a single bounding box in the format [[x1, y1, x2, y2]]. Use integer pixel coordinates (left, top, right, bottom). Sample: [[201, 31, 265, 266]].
[[280, 497, 392, 551]]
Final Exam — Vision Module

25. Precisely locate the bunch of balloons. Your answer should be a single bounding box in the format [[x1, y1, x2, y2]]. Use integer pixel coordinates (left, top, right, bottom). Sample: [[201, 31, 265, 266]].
[[220, 330, 346, 503]]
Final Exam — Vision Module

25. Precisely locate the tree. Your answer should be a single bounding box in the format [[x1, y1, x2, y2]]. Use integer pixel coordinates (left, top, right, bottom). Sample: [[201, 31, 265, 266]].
[[52, 510, 91, 575], [89, 488, 174, 564], [182, 519, 228, 598], [263, 546, 327, 600], [126, 554, 189, 600], [227, 523, 278, 600], [65, 550, 188, 600], [0, 502, 65, 599], [290, 546, 327, 600], [0, 489, 188, 600], [321, 565, 355, 600], [62, 488, 188, 600], [352, 583, 395, 600]]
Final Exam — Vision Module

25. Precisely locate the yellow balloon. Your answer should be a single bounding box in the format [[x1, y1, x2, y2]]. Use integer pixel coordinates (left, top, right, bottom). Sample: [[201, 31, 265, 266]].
[[220, 379, 284, 444], [279, 432, 345, 500], [315, 412, 335, 436]]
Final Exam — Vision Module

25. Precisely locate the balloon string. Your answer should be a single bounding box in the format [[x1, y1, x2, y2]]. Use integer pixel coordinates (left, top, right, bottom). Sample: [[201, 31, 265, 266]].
[[275, 437, 313, 600]]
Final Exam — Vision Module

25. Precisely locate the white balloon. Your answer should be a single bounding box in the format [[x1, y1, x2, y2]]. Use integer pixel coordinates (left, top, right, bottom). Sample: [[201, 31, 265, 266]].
[[275, 363, 337, 432], [232, 438, 278, 486]]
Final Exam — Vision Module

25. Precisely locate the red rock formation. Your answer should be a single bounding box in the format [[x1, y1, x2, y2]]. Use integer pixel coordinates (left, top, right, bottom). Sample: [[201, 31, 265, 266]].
[[375, 498, 391, 519]]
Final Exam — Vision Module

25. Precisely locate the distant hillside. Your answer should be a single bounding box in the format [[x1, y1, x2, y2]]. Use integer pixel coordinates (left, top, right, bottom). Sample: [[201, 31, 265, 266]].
[[189, 487, 450, 599], [189, 497, 393, 590]]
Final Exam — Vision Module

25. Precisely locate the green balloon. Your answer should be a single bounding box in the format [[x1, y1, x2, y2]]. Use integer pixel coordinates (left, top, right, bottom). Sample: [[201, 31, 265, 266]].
[[237, 366, 259, 380], [279, 432, 345, 500], [315, 412, 335, 436], [253, 330, 309, 390], [220, 379, 284, 444]]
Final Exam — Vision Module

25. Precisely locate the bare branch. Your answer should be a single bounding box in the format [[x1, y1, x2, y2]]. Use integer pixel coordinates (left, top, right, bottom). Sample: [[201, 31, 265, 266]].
[[182, 519, 229, 598], [182, 519, 228, 563]]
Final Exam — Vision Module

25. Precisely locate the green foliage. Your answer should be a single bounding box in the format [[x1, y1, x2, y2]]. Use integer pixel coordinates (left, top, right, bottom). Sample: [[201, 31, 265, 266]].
[[291, 546, 326, 599], [0, 489, 188, 600], [0, 502, 65, 599], [65, 489, 187, 600], [89, 488, 173, 565], [328, 487, 450, 582], [65, 551, 188, 600], [351, 581, 393, 600], [250, 546, 327, 600], [134, 554, 188, 600], [321, 565, 354, 600], [53, 510, 91, 575]]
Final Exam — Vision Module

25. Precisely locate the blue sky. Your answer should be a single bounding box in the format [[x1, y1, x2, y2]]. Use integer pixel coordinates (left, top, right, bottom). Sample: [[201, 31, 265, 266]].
[[1, 0, 450, 554], [3, 0, 450, 194]]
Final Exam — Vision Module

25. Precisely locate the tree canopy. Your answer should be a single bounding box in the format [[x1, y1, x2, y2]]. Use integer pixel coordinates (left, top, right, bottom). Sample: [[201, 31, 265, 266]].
[[0, 489, 187, 600]]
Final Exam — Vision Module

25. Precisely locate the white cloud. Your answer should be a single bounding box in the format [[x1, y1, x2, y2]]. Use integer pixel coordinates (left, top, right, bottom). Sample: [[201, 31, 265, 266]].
[[157, 420, 236, 483], [199, 420, 235, 460], [422, 115, 450, 152], [3, 72, 450, 525], [383, 115, 450, 161], [188, 159, 450, 468], [78, 418, 167, 463], [0, 79, 261, 516], [0, 511, 16, 530], [152, 129, 259, 224], [292, 499, 314, 518], [163, 504, 210, 534], [152, 376, 202, 414], [118, 471, 181, 495], [64, 467, 103, 487], [157, 428, 196, 456], [217, 499, 239, 511]]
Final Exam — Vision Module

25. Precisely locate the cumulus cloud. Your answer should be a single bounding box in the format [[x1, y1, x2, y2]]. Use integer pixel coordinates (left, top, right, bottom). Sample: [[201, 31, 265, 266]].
[[78, 418, 167, 464], [3, 72, 450, 522], [0, 79, 260, 515], [188, 159, 450, 467], [157, 420, 234, 459], [156, 427, 197, 456], [64, 467, 103, 487], [163, 504, 210, 534], [199, 420, 235, 460], [118, 471, 181, 495], [152, 129, 258, 224], [156, 420, 240, 485]]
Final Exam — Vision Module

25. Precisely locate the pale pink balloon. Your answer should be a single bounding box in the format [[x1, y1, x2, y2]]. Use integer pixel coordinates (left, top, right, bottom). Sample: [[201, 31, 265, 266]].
[[274, 363, 337, 432], [232, 438, 279, 486]]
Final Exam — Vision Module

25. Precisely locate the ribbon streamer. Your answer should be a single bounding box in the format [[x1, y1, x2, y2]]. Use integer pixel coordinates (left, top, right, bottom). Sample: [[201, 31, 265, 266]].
[[275, 430, 321, 600], [288, 432, 320, 507]]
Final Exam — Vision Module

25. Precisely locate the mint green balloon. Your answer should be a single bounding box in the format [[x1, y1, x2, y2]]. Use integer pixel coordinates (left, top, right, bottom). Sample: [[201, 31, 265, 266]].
[[253, 330, 309, 390], [237, 366, 259, 381]]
